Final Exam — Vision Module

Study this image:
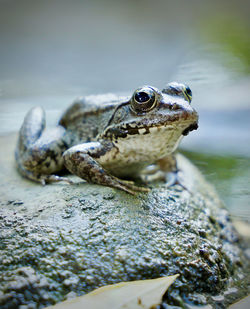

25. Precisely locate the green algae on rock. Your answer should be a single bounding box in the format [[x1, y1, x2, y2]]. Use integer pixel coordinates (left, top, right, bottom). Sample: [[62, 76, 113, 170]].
[[0, 134, 249, 308]]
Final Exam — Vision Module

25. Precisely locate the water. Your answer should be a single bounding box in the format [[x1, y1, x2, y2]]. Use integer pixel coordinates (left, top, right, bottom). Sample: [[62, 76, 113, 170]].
[[182, 151, 250, 222], [0, 0, 249, 223]]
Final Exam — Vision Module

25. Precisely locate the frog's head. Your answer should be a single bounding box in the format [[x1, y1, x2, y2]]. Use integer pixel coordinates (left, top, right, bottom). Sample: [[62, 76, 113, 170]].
[[101, 82, 198, 157]]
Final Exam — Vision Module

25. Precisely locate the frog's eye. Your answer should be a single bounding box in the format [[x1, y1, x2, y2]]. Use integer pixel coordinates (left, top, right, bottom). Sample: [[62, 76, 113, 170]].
[[131, 86, 158, 112], [163, 82, 192, 103], [184, 86, 192, 103]]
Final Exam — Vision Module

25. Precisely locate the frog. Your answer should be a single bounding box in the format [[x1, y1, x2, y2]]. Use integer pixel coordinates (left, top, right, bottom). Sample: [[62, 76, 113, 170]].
[[15, 82, 198, 194]]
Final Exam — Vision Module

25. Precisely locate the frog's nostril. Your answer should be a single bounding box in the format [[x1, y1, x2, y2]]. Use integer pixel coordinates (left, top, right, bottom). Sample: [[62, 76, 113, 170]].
[[172, 103, 180, 110], [168, 103, 180, 111]]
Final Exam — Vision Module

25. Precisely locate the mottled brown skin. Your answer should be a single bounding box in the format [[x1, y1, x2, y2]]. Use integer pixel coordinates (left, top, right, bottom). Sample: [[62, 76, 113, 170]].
[[15, 83, 198, 194]]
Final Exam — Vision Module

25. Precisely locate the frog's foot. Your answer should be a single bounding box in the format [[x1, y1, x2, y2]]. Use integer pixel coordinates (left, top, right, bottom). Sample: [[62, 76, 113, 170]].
[[16, 161, 73, 185], [165, 171, 189, 191], [140, 160, 189, 191], [111, 178, 150, 195], [157, 154, 189, 191], [63, 142, 150, 195], [140, 164, 166, 183], [39, 175, 73, 186]]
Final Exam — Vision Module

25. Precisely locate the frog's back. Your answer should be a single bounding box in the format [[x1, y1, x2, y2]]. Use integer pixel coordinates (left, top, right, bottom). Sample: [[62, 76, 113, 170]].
[[59, 93, 126, 144]]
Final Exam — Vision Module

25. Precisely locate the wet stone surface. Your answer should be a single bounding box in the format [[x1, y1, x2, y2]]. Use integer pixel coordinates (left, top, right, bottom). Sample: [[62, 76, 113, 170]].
[[0, 134, 249, 308]]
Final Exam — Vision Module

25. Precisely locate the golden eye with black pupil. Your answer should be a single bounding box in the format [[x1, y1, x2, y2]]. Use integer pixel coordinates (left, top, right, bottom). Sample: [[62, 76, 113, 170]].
[[131, 86, 157, 112], [183, 86, 192, 103]]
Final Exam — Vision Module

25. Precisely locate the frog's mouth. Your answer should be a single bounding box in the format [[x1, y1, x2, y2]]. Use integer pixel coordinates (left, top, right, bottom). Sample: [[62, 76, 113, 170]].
[[104, 120, 198, 139], [182, 122, 198, 136]]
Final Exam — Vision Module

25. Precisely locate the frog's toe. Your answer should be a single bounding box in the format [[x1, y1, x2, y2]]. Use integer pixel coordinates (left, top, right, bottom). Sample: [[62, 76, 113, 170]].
[[128, 184, 150, 193], [40, 175, 73, 185], [141, 170, 166, 184], [116, 178, 150, 194], [40, 178, 46, 186], [114, 184, 137, 195], [165, 171, 189, 191], [118, 179, 135, 185]]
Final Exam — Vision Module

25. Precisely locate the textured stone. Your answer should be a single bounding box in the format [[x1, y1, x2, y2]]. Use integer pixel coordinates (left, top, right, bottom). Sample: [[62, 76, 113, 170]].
[[0, 134, 249, 308]]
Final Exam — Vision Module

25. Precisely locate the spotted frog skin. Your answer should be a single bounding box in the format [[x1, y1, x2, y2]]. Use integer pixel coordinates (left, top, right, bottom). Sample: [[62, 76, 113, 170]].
[[15, 82, 198, 194]]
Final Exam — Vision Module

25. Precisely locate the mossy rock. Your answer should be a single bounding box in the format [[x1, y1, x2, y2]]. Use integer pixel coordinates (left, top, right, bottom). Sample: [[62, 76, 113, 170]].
[[0, 134, 248, 308]]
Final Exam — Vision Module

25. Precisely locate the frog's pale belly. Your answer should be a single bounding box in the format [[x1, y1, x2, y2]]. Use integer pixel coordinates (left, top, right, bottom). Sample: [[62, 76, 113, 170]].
[[98, 125, 183, 177]]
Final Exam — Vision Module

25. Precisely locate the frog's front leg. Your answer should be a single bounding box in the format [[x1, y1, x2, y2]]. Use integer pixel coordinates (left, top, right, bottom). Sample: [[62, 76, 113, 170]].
[[16, 106, 72, 185], [63, 142, 149, 195]]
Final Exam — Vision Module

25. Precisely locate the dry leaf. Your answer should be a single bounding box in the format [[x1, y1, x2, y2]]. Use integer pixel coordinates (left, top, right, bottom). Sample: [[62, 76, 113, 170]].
[[47, 274, 179, 309]]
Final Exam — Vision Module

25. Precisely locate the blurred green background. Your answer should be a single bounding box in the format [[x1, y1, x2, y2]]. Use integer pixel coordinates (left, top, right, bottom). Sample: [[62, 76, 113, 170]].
[[0, 0, 249, 222]]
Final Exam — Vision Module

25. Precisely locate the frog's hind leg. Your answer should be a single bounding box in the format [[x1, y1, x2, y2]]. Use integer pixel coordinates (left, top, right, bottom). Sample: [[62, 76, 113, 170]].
[[15, 158, 72, 185], [15, 106, 72, 184]]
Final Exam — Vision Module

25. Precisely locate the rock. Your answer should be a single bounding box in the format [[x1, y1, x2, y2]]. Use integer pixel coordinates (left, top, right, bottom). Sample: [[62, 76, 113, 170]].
[[0, 134, 249, 308]]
